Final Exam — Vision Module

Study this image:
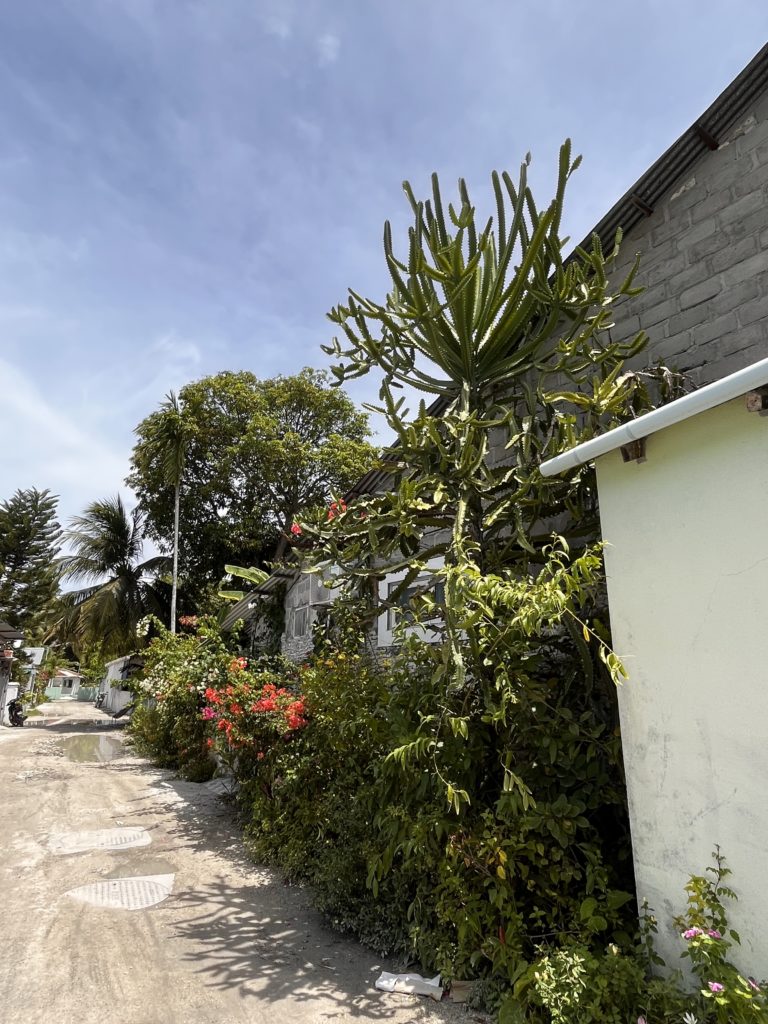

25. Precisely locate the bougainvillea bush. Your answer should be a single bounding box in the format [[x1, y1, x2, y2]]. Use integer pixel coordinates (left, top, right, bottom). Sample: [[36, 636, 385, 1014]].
[[129, 617, 231, 780], [201, 656, 308, 780]]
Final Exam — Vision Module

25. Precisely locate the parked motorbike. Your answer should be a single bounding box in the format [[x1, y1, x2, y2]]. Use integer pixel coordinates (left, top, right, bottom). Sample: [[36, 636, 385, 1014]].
[[95, 693, 105, 709], [7, 697, 26, 727]]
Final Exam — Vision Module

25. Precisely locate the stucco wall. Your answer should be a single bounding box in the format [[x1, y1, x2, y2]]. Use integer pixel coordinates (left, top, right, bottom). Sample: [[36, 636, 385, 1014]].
[[596, 395, 768, 971]]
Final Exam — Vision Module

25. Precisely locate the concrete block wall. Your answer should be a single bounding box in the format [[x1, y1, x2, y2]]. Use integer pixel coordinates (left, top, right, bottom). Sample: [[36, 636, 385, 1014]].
[[609, 91, 768, 384]]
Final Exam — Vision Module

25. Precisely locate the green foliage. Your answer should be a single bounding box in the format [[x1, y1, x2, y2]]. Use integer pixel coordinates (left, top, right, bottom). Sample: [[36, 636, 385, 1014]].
[[529, 944, 646, 1024], [127, 368, 377, 598], [0, 487, 62, 638]]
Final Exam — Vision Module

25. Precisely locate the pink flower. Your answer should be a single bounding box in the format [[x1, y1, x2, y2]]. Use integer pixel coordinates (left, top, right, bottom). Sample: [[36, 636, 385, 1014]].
[[683, 927, 703, 940], [201, 707, 216, 720], [748, 978, 761, 992], [290, 523, 302, 536], [708, 982, 725, 993], [707, 929, 722, 939]]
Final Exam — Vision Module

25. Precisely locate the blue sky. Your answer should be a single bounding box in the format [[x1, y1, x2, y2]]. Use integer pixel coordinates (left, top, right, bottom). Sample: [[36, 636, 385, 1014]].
[[1, 1, 767, 530]]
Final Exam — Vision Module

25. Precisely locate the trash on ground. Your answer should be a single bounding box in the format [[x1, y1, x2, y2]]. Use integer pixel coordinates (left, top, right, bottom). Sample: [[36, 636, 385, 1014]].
[[374, 971, 443, 1001]]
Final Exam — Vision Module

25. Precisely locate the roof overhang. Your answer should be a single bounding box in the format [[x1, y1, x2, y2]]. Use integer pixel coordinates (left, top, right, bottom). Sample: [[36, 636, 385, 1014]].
[[540, 356, 768, 477], [0, 621, 24, 643]]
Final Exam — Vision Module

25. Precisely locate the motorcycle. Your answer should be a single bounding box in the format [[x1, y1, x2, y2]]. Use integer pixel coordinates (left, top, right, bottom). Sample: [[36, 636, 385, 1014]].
[[7, 697, 26, 727]]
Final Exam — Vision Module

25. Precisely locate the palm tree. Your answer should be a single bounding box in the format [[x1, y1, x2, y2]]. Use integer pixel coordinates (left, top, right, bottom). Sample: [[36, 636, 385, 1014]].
[[57, 496, 170, 655], [139, 391, 187, 633]]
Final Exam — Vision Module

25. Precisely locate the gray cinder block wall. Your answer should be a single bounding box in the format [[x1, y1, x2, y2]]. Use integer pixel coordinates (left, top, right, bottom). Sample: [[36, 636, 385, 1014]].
[[610, 93, 768, 383]]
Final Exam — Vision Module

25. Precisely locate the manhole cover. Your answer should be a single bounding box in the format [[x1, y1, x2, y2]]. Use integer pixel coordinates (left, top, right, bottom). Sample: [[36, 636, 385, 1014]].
[[65, 874, 174, 910], [49, 827, 151, 855]]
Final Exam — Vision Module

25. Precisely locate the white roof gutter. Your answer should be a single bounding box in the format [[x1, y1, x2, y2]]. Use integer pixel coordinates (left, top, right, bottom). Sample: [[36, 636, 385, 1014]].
[[540, 355, 768, 477]]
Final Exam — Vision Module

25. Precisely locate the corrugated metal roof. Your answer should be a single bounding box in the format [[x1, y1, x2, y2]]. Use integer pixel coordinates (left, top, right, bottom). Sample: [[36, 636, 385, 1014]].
[[574, 42, 768, 254], [220, 568, 296, 631]]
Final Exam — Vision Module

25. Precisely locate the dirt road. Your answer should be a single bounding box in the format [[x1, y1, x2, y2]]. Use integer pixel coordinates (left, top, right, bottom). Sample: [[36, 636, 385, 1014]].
[[0, 702, 474, 1024]]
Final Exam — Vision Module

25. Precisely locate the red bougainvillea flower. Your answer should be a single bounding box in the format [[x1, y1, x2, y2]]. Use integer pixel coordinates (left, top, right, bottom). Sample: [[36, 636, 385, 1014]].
[[229, 703, 243, 715], [217, 719, 228, 731], [205, 687, 219, 703], [327, 499, 348, 522], [206, 738, 214, 749], [290, 523, 302, 536]]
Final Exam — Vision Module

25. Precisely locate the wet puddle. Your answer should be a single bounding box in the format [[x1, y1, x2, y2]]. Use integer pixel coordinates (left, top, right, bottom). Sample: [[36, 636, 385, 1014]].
[[58, 734, 124, 763], [106, 857, 175, 878]]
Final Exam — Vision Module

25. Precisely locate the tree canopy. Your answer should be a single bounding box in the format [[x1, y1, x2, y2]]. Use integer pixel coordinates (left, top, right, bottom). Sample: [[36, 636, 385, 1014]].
[[53, 495, 170, 657], [127, 368, 377, 595], [0, 487, 62, 639]]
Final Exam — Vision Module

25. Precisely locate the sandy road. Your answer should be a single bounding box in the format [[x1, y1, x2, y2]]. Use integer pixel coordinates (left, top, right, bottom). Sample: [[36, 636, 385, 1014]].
[[0, 702, 476, 1024]]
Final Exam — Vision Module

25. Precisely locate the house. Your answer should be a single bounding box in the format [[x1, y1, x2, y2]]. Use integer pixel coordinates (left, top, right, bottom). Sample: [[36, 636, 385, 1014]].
[[45, 668, 82, 700], [97, 655, 143, 715], [540, 354, 768, 975]]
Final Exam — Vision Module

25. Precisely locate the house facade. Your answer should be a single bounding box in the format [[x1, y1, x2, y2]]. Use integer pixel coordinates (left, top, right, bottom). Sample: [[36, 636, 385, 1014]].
[[540, 355, 768, 975]]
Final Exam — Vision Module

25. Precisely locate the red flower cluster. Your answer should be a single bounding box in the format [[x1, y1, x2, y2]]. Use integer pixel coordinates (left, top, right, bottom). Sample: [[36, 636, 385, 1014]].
[[201, 672, 309, 760], [327, 499, 347, 522], [250, 682, 307, 730]]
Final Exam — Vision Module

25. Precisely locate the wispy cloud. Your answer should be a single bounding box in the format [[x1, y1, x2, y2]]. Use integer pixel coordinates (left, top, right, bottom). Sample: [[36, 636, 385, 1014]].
[[316, 32, 340, 67], [152, 331, 203, 370], [0, 357, 129, 523], [264, 14, 292, 40], [292, 115, 323, 145]]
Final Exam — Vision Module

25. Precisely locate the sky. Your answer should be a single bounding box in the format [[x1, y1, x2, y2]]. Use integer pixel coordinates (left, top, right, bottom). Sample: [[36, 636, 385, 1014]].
[[1, 0, 767, 531]]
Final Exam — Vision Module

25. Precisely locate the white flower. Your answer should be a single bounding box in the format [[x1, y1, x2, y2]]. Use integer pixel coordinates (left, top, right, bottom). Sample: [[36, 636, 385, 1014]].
[[682, 1012, 699, 1024]]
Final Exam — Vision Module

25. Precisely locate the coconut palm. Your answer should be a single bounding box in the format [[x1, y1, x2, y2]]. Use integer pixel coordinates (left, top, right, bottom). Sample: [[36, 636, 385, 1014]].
[[57, 495, 170, 655], [138, 391, 188, 632]]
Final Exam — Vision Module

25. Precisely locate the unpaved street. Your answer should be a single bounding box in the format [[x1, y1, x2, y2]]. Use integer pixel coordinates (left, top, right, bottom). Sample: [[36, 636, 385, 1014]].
[[0, 703, 474, 1024]]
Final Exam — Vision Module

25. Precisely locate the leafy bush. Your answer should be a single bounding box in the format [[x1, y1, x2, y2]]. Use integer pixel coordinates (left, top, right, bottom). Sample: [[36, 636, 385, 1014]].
[[529, 943, 645, 1024]]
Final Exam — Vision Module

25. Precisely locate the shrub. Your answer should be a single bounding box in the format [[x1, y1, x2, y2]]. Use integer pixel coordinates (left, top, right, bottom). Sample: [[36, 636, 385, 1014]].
[[128, 617, 229, 780]]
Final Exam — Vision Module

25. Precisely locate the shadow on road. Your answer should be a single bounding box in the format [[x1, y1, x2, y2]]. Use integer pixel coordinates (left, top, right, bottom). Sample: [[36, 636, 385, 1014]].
[[108, 765, 455, 1021]]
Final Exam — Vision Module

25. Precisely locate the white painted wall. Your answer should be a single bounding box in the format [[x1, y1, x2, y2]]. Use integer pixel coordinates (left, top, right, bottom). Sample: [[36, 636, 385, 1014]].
[[100, 657, 134, 714], [596, 395, 768, 972]]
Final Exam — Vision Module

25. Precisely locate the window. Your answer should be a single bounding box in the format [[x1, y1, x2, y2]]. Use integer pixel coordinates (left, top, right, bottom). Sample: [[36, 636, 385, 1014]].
[[386, 577, 446, 631], [291, 607, 309, 638], [378, 558, 445, 647]]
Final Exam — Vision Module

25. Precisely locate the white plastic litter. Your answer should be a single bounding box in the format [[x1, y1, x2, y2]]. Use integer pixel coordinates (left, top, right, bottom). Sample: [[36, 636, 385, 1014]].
[[374, 971, 443, 1001]]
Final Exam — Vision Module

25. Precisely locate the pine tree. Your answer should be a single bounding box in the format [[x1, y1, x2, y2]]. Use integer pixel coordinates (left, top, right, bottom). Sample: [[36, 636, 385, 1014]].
[[0, 488, 62, 638]]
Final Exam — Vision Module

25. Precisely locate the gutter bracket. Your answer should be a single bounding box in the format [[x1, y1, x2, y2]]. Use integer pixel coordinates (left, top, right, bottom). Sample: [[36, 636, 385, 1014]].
[[745, 386, 768, 414], [693, 122, 720, 150], [620, 438, 647, 464]]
